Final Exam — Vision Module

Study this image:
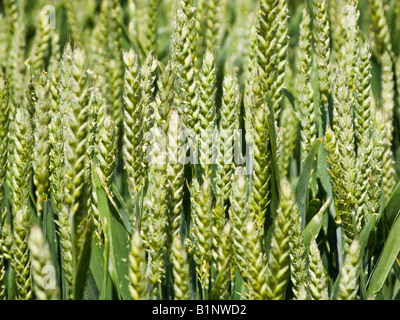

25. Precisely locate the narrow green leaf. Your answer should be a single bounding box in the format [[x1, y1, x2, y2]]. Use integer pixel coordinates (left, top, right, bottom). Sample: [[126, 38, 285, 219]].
[[303, 198, 330, 246], [296, 139, 322, 228], [367, 214, 400, 296], [359, 214, 378, 250], [100, 218, 110, 300], [93, 163, 131, 300], [83, 272, 99, 300], [358, 214, 378, 299], [89, 239, 115, 300]]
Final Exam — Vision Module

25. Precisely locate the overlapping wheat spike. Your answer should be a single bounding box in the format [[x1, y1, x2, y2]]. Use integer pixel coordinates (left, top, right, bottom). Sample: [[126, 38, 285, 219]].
[[337, 238, 361, 300], [230, 173, 250, 281], [108, 0, 125, 128], [171, 0, 198, 130], [129, 228, 149, 300], [29, 7, 51, 74], [1, 220, 13, 264], [153, 61, 175, 133], [0, 75, 9, 208], [13, 205, 32, 300], [211, 222, 232, 300], [312, 0, 331, 129], [326, 68, 357, 242], [139, 53, 158, 177], [65, 0, 81, 46], [10, 104, 33, 217], [93, 114, 117, 243], [279, 106, 298, 179], [141, 165, 168, 298], [196, 0, 220, 59], [213, 70, 239, 256], [329, 4, 360, 241], [198, 50, 217, 180], [141, 0, 160, 56], [296, 9, 315, 162], [123, 49, 143, 199], [271, 0, 289, 123], [369, 110, 385, 214], [354, 42, 374, 229], [248, 76, 271, 237], [265, 179, 293, 300], [63, 46, 90, 266], [380, 50, 396, 200], [289, 201, 309, 299], [369, 0, 392, 59], [49, 62, 65, 214], [166, 110, 185, 241], [171, 235, 191, 300], [216, 70, 239, 208], [243, 219, 268, 300], [0, 211, 7, 300], [6, 0, 25, 108], [0, 240, 5, 300], [257, 0, 288, 129], [256, 0, 277, 98], [190, 177, 213, 294]]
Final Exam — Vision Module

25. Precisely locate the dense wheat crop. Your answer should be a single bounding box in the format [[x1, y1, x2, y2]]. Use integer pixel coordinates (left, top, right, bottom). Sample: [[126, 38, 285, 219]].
[[0, 0, 400, 301]]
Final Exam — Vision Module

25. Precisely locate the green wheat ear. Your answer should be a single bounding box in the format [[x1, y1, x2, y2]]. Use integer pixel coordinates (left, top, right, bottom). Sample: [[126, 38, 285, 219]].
[[243, 219, 268, 300], [308, 237, 329, 300], [13, 205, 32, 300], [171, 0, 198, 130], [230, 172, 250, 282], [279, 106, 298, 179], [337, 238, 361, 300], [0, 210, 7, 299], [129, 228, 149, 300], [354, 42, 374, 229], [265, 179, 293, 300], [0, 74, 9, 208], [123, 49, 143, 199], [312, 0, 331, 129], [211, 222, 232, 300], [198, 50, 217, 180], [369, 0, 391, 58], [65, 0, 82, 46], [141, 165, 168, 298], [249, 90, 271, 237], [0, 247, 5, 300], [289, 201, 309, 299], [296, 8, 315, 163], [141, 0, 160, 56], [166, 109, 185, 242], [190, 177, 213, 293], [33, 83, 51, 219], [11, 104, 33, 216], [331, 67, 357, 242], [171, 235, 191, 300], [29, 8, 51, 73], [63, 46, 90, 264]]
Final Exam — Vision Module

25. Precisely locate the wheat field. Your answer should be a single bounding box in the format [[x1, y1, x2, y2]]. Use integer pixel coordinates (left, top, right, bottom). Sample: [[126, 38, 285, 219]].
[[0, 0, 399, 301]]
